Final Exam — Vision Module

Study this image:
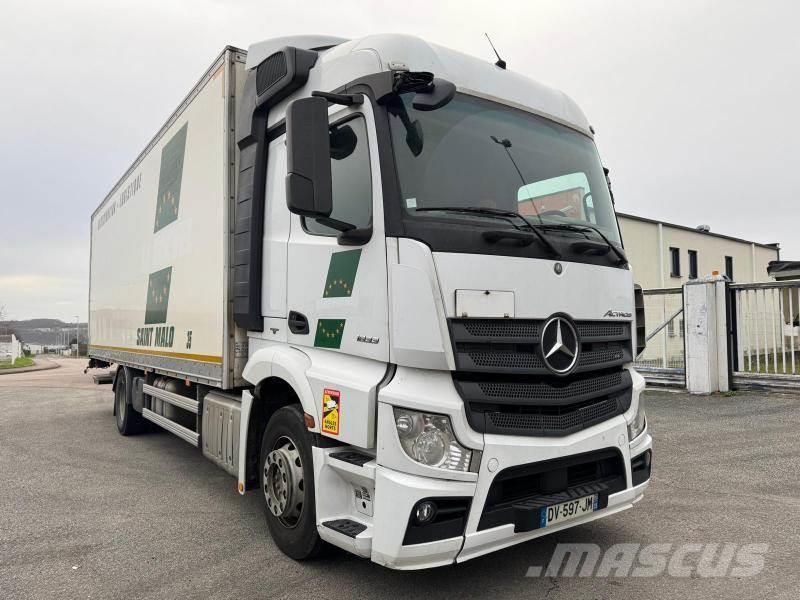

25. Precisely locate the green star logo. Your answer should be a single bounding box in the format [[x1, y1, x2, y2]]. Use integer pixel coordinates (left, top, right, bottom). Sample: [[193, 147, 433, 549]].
[[144, 266, 172, 324], [154, 123, 188, 233], [314, 319, 346, 349], [323, 249, 361, 298]]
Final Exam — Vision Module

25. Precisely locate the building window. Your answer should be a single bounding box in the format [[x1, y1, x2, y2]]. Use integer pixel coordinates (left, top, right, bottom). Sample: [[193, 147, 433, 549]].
[[669, 247, 681, 277], [725, 256, 734, 281], [688, 250, 698, 279], [667, 319, 675, 337]]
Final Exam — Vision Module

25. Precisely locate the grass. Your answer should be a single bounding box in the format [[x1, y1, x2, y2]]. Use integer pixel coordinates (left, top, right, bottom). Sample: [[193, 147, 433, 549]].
[[0, 356, 35, 369], [738, 351, 800, 375]]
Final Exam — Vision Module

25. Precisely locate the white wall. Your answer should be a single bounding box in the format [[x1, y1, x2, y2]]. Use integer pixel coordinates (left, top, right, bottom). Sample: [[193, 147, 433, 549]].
[[619, 215, 779, 289], [0, 335, 23, 362]]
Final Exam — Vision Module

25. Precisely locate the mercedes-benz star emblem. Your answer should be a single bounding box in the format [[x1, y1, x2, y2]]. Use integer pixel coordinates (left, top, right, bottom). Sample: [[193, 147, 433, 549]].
[[540, 315, 580, 375]]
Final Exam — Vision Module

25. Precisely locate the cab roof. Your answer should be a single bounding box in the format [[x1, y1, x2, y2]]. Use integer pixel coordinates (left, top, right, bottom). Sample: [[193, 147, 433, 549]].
[[246, 33, 593, 137]]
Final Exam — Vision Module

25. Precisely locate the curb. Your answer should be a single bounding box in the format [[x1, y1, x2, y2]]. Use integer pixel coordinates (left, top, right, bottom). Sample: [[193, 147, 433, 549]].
[[0, 360, 61, 375]]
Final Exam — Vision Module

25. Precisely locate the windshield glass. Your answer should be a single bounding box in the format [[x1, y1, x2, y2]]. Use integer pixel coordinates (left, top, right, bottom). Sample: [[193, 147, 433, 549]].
[[388, 93, 621, 244]]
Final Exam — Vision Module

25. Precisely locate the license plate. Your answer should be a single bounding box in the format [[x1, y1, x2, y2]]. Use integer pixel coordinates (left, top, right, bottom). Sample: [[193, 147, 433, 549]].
[[540, 494, 599, 528]]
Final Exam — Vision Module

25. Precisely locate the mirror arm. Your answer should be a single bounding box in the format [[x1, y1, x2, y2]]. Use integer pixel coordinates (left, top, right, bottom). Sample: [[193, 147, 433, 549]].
[[337, 226, 373, 246], [311, 91, 364, 106], [314, 216, 356, 232]]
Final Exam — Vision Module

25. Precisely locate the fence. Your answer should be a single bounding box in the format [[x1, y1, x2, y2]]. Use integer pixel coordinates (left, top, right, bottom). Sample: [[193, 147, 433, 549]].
[[633, 287, 685, 386], [634, 288, 685, 367], [731, 281, 800, 380]]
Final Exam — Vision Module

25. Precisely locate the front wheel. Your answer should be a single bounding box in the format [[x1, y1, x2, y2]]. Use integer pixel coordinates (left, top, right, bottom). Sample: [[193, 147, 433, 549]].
[[260, 405, 324, 560]]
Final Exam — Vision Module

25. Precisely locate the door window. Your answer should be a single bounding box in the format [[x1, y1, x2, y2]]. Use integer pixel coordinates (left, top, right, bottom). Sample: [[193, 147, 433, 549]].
[[304, 115, 372, 236]]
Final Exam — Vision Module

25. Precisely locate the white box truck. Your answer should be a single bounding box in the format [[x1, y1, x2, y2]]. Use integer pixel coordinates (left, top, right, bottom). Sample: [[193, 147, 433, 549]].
[[88, 35, 652, 569]]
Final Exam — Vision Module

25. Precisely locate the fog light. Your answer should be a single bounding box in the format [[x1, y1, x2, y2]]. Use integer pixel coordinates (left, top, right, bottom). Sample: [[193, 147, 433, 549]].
[[414, 500, 437, 524]]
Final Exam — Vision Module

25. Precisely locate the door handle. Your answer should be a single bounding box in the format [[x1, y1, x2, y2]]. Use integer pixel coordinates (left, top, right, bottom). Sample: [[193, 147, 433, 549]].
[[288, 311, 309, 335]]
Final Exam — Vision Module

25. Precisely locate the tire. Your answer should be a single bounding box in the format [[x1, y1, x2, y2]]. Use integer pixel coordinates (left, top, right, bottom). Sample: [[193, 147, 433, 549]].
[[260, 404, 325, 560], [115, 366, 147, 436]]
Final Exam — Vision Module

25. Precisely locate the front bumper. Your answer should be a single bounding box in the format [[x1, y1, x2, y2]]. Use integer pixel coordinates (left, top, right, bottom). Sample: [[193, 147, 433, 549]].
[[371, 367, 651, 570]]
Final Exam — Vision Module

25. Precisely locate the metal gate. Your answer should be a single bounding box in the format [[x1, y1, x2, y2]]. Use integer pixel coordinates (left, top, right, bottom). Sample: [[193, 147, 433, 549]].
[[730, 281, 800, 389], [634, 287, 685, 387]]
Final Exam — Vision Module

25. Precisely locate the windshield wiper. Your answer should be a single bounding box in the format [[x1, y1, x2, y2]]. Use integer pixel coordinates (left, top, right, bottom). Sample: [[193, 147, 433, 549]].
[[414, 206, 561, 257], [541, 223, 628, 266]]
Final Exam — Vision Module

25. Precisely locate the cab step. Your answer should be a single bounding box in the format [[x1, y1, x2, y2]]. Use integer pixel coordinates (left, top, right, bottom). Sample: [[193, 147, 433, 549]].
[[329, 451, 373, 467], [322, 519, 368, 538]]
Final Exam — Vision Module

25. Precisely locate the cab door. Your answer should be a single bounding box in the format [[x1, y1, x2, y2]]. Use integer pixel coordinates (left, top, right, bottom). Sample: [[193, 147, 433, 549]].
[[285, 100, 389, 363]]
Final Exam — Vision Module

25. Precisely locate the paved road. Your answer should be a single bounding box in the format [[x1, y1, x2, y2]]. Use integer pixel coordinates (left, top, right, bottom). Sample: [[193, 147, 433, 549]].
[[1, 362, 798, 599]]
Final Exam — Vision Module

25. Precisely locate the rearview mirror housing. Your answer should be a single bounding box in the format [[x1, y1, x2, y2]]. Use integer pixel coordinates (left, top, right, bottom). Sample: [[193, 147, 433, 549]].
[[412, 78, 456, 111], [285, 96, 332, 217]]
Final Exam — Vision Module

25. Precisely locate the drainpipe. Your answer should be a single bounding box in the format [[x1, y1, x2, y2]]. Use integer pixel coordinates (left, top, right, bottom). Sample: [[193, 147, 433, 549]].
[[658, 223, 667, 367]]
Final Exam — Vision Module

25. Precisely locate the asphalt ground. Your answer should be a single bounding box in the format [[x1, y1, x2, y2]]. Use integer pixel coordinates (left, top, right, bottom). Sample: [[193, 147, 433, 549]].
[[1, 359, 798, 599]]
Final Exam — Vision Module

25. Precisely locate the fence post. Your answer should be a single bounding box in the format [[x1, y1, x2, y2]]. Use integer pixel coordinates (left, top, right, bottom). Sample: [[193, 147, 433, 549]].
[[683, 275, 730, 393]]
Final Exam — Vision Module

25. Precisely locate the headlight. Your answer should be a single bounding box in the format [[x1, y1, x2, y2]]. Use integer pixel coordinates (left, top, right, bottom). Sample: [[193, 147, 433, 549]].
[[393, 407, 476, 472], [627, 399, 647, 441]]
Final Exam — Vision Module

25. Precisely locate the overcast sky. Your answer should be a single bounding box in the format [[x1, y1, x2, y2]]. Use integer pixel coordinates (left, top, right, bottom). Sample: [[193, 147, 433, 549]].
[[1, 0, 798, 321]]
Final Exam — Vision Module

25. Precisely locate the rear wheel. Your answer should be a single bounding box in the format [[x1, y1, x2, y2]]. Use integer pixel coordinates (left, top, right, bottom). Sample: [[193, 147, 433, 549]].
[[114, 367, 147, 435], [260, 404, 324, 560]]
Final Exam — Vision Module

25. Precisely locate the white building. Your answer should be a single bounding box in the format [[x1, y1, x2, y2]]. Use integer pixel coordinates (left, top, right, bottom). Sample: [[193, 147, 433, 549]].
[[619, 214, 782, 369], [618, 213, 780, 289], [0, 333, 23, 363]]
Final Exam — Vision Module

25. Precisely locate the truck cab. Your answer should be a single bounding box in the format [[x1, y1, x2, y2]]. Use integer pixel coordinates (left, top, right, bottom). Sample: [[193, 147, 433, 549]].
[[236, 34, 650, 568]]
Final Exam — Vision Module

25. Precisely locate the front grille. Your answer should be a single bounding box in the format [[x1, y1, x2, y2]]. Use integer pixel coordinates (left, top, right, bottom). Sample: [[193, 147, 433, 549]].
[[455, 370, 632, 436], [475, 370, 625, 402], [463, 345, 625, 374], [576, 321, 626, 338], [486, 396, 620, 433], [462, 319, 539, 339], [450, 318, 632, 375], [449, 317, 633, 437]]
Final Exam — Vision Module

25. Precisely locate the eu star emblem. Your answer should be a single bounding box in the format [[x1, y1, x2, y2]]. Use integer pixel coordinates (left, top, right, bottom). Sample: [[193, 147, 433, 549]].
[[323, 249, 361, 298], [153, 123, 188, 233], [144, 266, 172, 324]]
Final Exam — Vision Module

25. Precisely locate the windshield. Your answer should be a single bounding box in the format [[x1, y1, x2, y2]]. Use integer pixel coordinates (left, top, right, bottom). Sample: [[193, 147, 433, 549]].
[[388, 93, 621, 244]]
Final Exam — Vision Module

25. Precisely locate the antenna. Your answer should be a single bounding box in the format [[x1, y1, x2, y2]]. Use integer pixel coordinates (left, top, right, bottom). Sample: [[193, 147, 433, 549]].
[[484, 33, 507, 70]]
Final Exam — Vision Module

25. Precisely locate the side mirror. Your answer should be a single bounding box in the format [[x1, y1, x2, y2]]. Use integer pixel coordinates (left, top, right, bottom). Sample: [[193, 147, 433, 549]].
[[285, 97, 332, 217], [412, 78, 456, 111]]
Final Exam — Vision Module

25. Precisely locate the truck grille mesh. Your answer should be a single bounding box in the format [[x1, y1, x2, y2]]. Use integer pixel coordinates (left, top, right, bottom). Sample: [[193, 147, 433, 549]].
[[449, 317, 633, 436], [576, 321, 626, 338], [465, 347, 625, 372], [478, 371, 624, 401], [462, 320, 539, 339], [487, 396, 619, 433]]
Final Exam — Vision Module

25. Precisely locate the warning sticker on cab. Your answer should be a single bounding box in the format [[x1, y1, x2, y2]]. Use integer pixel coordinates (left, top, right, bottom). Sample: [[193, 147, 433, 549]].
[[322, 388, 341, 435]]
